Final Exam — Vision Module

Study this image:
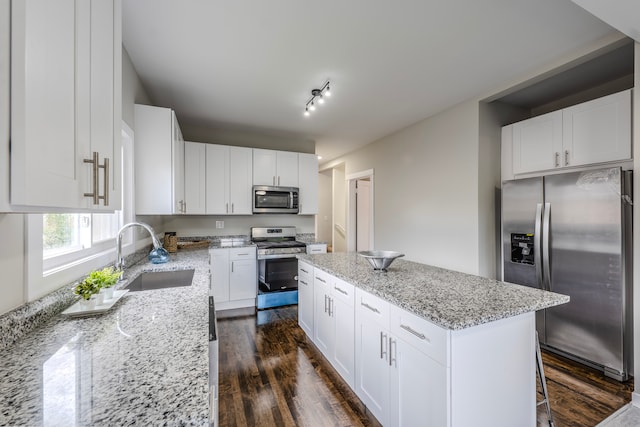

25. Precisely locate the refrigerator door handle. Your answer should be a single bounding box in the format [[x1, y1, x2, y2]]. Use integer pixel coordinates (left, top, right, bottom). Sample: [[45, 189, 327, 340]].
[[534, 203, 544, 290], [542, 202, 552, 291]]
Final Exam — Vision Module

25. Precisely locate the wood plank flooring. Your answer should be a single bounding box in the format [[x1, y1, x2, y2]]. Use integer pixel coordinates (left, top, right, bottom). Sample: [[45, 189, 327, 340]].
[[537, 350, 633, 427], [217, 305, 632, 427]]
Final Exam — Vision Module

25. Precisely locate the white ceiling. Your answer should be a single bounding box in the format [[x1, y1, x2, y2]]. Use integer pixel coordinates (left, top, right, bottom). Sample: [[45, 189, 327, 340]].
[[122, 0, 617, 162]]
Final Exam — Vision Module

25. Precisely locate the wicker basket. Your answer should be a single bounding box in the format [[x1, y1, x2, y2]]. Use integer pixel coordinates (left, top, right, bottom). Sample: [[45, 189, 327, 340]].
[[163, 234, 178, 253], [177, 240, 210, 250]]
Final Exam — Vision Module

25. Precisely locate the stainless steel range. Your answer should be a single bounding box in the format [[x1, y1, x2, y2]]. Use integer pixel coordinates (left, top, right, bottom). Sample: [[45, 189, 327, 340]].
[[251, 226, 306, 309]]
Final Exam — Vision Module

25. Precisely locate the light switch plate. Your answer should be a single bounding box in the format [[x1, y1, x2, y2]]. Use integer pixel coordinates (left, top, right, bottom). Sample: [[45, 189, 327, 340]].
[[216, 221, 224, 229]]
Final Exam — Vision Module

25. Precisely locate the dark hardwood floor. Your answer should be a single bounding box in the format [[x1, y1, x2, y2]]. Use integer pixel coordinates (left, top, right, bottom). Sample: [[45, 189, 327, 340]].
[[537, 350, 633, 427], [217, 305, 632, 427]]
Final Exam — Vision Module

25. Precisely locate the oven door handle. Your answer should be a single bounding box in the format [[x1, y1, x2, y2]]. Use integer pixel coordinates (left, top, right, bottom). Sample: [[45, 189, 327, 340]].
[[257, 254, 301, 260]]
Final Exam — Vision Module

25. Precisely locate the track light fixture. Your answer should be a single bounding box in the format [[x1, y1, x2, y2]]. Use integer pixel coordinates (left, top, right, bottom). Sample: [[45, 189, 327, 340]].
[[304, 80, 331, 117]]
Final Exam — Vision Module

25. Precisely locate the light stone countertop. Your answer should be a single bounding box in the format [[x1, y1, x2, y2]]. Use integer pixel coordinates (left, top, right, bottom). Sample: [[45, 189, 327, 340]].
[[0, 249, 210, 426], [298, 252, 569, 330]]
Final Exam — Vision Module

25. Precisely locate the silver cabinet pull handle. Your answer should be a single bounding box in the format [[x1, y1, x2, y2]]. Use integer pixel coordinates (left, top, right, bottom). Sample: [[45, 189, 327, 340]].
[[564, 149, 569, 166], [278, 176, 280, 186], [380, 331, 387, 360], [389, 337, 396, 367], [316, 277, 326, 283], [324, 294, 328, 313], [83, 151, 100, 204], [334, 286, 348, 296], [361, 302, 380, 313], [231, 203, 234, 213], [300, 268, 309, 274], [98, 156, 109, 206], [237, 253, 249, 256], [328, 297, 333, 317], [554, 152, 560, 167], [226, 203, 229, 213], [400, 324, 427, 341], [299, 280, 307, 286]]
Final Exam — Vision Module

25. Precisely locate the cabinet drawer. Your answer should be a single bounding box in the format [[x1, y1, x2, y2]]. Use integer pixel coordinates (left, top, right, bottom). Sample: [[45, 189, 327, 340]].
[[331, 278, 354, 306], [390, 305, 449, 366], [313, 268, 333, 290], [307, 244, 327, 254], [229, 246, 256, 261], [356, 288, 389, 328], [298, 261, 313, 279]]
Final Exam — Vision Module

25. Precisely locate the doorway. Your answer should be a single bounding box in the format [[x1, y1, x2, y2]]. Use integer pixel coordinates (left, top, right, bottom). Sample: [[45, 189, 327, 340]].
[[347, 170, 374, 252]]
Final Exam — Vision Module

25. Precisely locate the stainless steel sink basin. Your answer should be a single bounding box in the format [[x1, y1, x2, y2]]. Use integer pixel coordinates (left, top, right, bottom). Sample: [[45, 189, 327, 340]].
[[125, 269, 195, 292]]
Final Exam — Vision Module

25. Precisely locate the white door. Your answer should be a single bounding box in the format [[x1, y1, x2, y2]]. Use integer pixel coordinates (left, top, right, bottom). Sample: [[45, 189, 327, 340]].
[[297, 263, 314, 337], [563, 89, 631, 167], [389, 337, 449, 427], [314, 286, 333, 357], [276, 151, 299, 187], [228, 147, 253, 214], [356, 179, 371, 251], [205, 144, 229, 214], [356, 321, 389, 425], [253, 149, 277, 186], [210, 250, 230, 303], [184, 142, 206, 214], [229, 259, 256, 300], [171, 112, 185, 214], [512, 110, 563, 174]]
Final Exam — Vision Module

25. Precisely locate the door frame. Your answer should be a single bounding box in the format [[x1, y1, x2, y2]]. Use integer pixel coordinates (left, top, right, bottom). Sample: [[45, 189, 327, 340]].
[[346, 169, 374, 252]]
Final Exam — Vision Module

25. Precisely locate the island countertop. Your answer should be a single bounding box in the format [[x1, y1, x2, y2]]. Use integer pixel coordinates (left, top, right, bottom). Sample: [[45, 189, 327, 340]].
[[297, 252, 569, 330], [0, 249, 210, 426]]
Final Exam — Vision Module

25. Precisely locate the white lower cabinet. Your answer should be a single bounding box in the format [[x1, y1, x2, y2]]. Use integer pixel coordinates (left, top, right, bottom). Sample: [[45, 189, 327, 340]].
[[210, 246, 257, 310], [312, 268, 356, 388], [301, 266, 535, 427], [297, 261, 314, 337]]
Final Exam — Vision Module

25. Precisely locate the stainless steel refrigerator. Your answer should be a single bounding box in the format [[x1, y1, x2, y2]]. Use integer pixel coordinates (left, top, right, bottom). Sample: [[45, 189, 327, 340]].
[[502, 167, 633, 380]]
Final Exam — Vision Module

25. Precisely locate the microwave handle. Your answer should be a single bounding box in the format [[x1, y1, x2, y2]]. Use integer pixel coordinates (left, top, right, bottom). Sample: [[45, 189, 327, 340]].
[[290, 192, 293, 208]]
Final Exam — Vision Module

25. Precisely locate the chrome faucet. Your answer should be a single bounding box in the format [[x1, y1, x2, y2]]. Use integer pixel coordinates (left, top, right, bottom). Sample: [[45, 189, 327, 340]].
[[115, 222, 163, 273]]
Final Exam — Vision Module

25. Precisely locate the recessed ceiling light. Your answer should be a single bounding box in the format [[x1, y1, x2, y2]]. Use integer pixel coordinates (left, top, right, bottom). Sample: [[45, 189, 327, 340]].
[[317, 155, 323, 160]]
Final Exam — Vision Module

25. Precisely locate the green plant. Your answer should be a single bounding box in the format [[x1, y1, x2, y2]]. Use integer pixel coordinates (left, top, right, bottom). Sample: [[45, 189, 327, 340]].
[[87, 267, 123, 289], [74, 279, 99, 301], [73, 267, 123, 300]]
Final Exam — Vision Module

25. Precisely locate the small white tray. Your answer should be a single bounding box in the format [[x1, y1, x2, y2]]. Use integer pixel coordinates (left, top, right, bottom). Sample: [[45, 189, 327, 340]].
[[62, 290, 129, 317]]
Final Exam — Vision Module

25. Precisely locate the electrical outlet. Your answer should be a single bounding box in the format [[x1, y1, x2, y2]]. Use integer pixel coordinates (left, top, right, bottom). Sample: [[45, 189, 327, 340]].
[[216, 221, 224, 229]]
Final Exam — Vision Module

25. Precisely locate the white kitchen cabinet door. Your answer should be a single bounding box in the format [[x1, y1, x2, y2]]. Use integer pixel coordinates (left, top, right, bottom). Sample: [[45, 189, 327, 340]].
[[172, 113, 185, 214], [253, 149, 299, 187], [314, 272, 334, 358], [389, 338, 449, 427], [205, 144, 228, 214], [355, 289, 391, 426], [563, 89, 631, 167], [276, 151, 299, 187], [184, 142, 206, 214], [210, 249, 230, 303], [228, 146, 253, 214], [230, 259, 257, 300], [253, 149, 278, 186], [297, 261, 314, 338], [135, 105, 185, 215], [512, 110, 563, 175], [331, 278, 355, 388], [298, 153, 319, 214], [10, 0, 121, 211]]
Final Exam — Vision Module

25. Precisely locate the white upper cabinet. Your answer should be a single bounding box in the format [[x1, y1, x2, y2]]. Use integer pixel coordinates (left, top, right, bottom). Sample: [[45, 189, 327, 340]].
[[135, 105, 185, 215], [298, 153, 319, 214], [563, 90, 631, 167], [511, 111, 563, 175], [10, 0, 121, 211], [184, 142, 206, 214], [205, 145, 252, 215], [508, 89, 631, 177], [253, 149, 299, 187]]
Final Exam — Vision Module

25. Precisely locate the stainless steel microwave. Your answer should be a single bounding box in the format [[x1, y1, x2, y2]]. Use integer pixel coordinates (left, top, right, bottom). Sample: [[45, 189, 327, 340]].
[[252, 186, 299, 214]]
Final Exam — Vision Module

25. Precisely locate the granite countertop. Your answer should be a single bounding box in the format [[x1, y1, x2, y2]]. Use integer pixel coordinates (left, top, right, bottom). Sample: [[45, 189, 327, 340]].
[[298, 252, 569, 330], [0, 249, 210, 426]]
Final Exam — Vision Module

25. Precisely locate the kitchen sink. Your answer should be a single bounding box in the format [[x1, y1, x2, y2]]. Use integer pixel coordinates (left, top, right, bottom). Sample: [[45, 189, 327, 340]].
[[125, 269, 195, 292]]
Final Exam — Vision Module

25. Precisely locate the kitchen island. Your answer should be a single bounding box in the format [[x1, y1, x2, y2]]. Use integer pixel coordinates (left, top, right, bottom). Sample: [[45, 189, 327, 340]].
[[297, 252, 569, 427], [0, 249, 211, 426]]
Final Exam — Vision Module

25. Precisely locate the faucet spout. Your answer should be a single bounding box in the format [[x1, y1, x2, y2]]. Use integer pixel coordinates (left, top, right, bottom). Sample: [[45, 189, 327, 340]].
[[115, 222, 162, 273]]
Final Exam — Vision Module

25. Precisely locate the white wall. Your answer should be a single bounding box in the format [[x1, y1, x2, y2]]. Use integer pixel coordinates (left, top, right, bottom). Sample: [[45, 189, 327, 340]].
[[163, 215, 314, 237], [632, 41, 640, 403], [122, 47, 152, 129], [332, 165, 347, 252], [324, 100, 483, 275], [317, 169, 333, 244]]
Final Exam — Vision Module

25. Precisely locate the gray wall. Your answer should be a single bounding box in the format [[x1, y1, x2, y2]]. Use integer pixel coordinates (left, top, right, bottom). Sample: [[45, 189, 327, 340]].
[[122, 47, 152, 129], [163, 214, 315, 238], [324, 100, 486, 275]]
